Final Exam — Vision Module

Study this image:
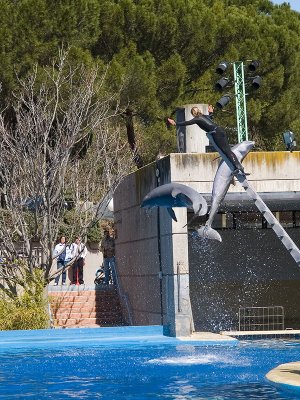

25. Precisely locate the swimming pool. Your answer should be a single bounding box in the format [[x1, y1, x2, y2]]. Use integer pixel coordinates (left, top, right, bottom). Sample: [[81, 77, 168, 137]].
[[0, 326, 299, 399]]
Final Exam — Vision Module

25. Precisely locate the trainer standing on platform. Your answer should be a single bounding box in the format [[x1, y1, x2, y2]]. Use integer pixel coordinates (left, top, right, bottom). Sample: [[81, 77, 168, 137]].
[[168, 105, 246, 175]]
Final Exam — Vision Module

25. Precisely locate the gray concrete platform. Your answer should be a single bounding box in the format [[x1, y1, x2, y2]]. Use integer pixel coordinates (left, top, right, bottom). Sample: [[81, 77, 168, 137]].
[[221, 330, 300, 339], [266, 362, 300, 389], [48, 284, 115, 293], [179, 331, 237, 342]]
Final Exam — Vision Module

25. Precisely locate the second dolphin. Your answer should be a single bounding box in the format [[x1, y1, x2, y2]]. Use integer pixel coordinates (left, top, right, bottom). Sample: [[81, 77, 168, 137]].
[[141, 182, 208, 222], [198, 140, 255, 241]]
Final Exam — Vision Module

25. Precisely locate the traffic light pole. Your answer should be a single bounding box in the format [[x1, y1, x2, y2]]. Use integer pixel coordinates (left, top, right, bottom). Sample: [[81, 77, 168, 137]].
[[233, 61, 248, 142]]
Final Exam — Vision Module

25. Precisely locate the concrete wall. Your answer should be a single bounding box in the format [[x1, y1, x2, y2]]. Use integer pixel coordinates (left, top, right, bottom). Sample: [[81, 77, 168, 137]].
[[189, 229, 300, 332], [114, 162, 162, 325], [114, 156, 194, 336], [173, 150, 300, 331], [169, 151, 300, 192], [113, 150, 300, 335]]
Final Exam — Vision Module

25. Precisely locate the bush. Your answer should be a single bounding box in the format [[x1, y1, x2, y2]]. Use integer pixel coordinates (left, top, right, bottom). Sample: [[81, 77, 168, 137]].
[[87, 219, 113, 244], [0, 269, 50, 330], [86, 222, 103, 243]]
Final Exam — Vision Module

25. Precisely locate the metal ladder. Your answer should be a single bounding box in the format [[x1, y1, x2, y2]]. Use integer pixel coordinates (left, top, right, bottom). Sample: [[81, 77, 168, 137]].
[[236, 173, 300, 268]]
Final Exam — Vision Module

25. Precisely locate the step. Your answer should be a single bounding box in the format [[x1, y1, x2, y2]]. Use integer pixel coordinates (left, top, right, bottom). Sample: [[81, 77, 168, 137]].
[[54, 311, 123, 319], [50, 296, 118, 304], [50, 290, 117, 296], [49, 288, 124, 328], [54, 312, 98, 319], [51, 299, 120, 309], [51, 301, 121, 308], [50, 297, 120, 304], [53, 306, 122, 314], [52, 309, 122, 318], [53, 303, 121, 311], [52, 296, 120, 303], [51, 296, 121, 303], [55, 317, 123, 327]]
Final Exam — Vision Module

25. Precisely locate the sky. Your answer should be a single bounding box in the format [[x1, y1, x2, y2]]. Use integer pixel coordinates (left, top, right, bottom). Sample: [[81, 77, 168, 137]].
[[271, 0, 300, 12]]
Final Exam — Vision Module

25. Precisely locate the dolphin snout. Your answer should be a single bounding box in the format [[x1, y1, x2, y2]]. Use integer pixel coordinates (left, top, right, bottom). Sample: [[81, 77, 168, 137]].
[[245, 140, 255, 147], [140, 200, 147, 208], [141, 196, 151, 208]]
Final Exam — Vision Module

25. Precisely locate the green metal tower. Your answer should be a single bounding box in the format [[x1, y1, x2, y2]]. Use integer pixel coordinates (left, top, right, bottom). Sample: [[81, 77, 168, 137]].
[[233, 61, 248, 142]]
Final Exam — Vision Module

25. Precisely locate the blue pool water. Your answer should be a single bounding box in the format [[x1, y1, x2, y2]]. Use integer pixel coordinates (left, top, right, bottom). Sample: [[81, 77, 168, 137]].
[[0, 326, 299, 399]]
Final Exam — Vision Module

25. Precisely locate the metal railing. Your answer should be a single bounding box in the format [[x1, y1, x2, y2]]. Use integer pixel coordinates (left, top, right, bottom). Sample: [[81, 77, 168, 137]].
[[239, 306, 284, 331]]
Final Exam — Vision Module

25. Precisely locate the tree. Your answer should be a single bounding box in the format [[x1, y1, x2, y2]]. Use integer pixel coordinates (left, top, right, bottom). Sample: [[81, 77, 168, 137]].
[[0, 50, 133, 291], [93, 0, 300, 152], [1, 0, 300, 163]]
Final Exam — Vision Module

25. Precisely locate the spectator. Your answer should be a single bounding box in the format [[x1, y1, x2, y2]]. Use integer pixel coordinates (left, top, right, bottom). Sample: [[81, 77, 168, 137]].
[[71, 236, 87, 285], [100, 230, 116, 285], [53, 236, 67, 286]]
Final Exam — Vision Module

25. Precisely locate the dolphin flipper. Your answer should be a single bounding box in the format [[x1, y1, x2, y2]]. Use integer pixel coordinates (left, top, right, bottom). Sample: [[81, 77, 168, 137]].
[[197, 225, 222, 242], [167, 208, 177, 222]]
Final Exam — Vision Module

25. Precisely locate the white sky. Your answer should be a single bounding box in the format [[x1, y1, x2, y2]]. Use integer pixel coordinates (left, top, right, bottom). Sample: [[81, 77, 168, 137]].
[[271, 0, 300, 12]]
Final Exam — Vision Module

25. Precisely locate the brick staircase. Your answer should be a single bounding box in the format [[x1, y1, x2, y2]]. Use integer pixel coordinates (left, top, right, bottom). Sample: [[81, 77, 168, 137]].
[[49, 286, 124, 328]]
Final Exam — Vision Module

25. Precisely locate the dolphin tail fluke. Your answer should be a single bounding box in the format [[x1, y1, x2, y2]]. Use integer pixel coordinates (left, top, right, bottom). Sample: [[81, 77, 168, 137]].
[[197, 225, 222, 242], [167, 207, 177, 222]]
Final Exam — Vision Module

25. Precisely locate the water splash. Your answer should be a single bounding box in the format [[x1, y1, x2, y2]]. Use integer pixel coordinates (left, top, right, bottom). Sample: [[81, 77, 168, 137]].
[[147, 353, 251, 366]]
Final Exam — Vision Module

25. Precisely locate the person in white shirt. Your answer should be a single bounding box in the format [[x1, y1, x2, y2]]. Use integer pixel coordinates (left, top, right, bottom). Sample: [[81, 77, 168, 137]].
[[52, 236, 67, 286], [71, 237, 87, 285]]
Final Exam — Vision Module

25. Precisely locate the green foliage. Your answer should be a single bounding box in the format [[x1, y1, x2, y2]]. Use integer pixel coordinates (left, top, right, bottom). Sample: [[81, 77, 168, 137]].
[[86, 221, 103, 243], [0, 0, 101, 103], [107, 42, 160, 120], [0, 0, 299, 317], [157, 53, 186, 108], [0, 268, 49, 330], [57, 208, 104, 244], [140, 121, 177, 164], [94, 0, 300, 155], [1, 0, 300, 161], [57, 208, 81, 242]]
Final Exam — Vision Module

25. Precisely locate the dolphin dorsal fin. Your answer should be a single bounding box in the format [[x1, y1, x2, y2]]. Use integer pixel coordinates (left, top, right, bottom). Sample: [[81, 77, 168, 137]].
[[167, 208, 177, 222], [171, 189, 180, 198]]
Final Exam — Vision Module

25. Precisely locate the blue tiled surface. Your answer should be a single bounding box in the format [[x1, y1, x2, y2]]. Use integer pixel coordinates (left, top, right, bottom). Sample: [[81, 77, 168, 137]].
[[0, 325, 237, 350]]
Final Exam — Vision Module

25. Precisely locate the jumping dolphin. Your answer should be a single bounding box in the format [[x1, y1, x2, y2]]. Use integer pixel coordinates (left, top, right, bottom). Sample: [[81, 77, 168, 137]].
[[198, 140, 255, 241], [141, 182, 208, 222]]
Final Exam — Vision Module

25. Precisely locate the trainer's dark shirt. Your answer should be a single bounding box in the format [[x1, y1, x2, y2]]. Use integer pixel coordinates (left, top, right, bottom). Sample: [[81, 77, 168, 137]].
[[176, 115, 217, 133]]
